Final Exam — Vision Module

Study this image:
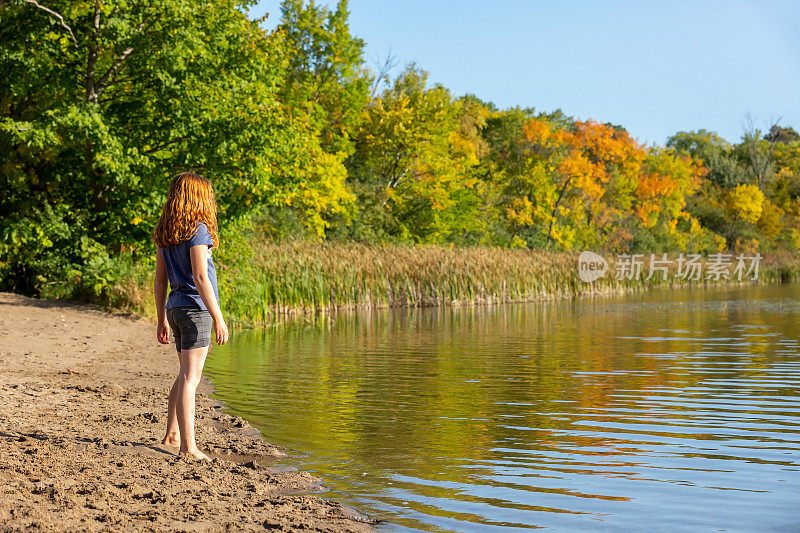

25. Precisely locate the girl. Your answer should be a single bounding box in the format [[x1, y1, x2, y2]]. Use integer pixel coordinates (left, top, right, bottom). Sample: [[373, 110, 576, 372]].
[[152, 172, 229, 461]]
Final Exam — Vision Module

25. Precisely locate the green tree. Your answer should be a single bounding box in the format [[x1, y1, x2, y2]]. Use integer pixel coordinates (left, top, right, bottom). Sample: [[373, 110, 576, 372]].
[[277, 0, 371, 157], [765, 125, 800, 144], [477, 106, 549, 248], [667, 130, 748, 188], [0, 0, 308, 296], [257, 0, 372, 238]]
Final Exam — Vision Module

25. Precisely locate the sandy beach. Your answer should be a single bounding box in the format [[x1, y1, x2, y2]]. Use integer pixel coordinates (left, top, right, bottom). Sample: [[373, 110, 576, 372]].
[[0, 292, 378, 531]]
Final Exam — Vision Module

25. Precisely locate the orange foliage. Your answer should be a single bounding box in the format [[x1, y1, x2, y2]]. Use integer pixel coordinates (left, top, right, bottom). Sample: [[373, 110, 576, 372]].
[[512, 116, 708, 248], [521, 119, 551, 144]]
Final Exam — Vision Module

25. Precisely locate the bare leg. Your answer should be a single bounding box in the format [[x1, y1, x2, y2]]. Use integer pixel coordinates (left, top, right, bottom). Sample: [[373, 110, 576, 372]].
[[161, 368, 181, 446], [176, 345, 210, 461]]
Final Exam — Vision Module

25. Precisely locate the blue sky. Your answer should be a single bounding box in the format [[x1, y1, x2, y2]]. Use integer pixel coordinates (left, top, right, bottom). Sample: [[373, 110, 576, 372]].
[[248, 1, 800, 146]]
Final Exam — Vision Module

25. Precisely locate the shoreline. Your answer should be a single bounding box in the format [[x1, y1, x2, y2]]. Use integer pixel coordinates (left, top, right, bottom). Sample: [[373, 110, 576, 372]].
[[0, 292, 378, 531], [130, 244, 800, 328]]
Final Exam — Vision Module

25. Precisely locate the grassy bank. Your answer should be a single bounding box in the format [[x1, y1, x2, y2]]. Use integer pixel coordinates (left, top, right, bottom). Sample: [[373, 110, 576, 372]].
[[101, 238, 800, 328]]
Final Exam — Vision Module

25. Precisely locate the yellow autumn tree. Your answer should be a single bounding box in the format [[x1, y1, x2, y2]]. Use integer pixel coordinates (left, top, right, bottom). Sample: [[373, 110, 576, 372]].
[[351, 64, 485, 242], [727, 184, 765, 224], [756, 199, 784, 237], [284, 145, 356, 239]]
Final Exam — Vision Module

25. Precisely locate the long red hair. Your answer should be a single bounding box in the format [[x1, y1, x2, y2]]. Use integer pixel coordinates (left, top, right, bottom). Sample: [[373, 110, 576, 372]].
[[153, 172, 220, 248]]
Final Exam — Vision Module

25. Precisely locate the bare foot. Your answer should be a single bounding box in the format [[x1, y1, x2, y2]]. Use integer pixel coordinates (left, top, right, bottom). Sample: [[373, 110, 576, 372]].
[[161, 433, 180, 447], [178, 447, 211, 462]]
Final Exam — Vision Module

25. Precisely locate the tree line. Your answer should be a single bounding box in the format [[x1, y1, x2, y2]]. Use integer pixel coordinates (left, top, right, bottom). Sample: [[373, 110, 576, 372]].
[[1, 0, 799, 302]]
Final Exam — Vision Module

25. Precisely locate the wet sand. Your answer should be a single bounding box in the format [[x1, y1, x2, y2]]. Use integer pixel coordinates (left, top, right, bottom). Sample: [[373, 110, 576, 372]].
[[0, 292, 378, 531]]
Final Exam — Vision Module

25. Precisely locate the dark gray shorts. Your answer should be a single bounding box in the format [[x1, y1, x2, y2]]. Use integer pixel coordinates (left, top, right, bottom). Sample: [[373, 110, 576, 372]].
[[166, 306, 212, 353]]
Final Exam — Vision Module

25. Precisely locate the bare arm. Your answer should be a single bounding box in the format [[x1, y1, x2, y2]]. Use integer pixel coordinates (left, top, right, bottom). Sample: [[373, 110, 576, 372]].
[[189, 244, 228, 345], [154, 248, 170, 344]]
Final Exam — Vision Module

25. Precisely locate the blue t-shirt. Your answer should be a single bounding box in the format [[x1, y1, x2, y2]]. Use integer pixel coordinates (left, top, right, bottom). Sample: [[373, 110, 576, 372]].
[[161, 221, 219, 311]]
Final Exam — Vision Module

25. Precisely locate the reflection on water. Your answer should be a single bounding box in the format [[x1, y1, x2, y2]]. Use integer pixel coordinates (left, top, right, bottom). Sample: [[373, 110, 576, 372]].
[[204, 284, 800, 531]]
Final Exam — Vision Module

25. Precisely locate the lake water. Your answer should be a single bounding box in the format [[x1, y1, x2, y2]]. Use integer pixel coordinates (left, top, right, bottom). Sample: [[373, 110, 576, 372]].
[[204, 284, 800, 531]]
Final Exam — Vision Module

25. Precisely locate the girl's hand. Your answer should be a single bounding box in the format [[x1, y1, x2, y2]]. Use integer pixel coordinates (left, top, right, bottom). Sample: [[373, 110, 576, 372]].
[[214, 318, 229, 346], [157, 321, 171, 344]]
